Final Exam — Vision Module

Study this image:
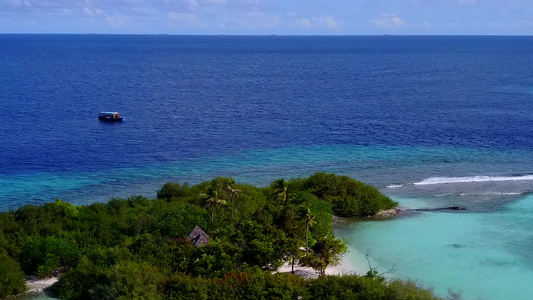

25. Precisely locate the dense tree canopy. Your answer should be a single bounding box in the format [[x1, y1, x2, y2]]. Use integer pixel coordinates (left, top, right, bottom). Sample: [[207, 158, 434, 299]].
[[0, 253, 26, 298], [291, 172, 398, 217], [0, 173, 431, 300]]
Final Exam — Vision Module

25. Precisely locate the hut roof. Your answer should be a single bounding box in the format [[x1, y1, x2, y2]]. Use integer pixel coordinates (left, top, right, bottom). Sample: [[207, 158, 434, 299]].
[[188, 225, 209, 247]]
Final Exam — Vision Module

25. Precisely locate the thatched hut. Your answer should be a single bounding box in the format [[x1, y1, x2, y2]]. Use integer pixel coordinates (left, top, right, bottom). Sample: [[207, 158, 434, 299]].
[[187, 225, 209, 247]]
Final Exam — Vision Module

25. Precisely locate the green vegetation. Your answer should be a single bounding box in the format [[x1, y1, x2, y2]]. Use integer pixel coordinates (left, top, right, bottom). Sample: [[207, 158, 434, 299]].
[[0, 172, 431, 300], [290, 172, 398, 217], [307, 275, 439, 300], [0, 253, 26, 298]]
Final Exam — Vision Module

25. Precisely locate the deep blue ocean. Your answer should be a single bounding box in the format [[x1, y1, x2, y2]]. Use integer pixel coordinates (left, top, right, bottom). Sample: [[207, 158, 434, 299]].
[[1, 35, 533, 299]]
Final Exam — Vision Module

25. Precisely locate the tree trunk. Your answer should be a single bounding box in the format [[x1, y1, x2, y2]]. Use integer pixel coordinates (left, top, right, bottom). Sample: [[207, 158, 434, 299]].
[[292, 257, 295, 274], [231, 196, 235, 221], [305, 223, 309, 257]]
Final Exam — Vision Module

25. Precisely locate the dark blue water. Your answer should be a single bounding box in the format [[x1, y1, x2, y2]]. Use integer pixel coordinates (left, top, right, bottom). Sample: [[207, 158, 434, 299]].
[[1, 35, 533, 210], [2, 35, 533, 299]]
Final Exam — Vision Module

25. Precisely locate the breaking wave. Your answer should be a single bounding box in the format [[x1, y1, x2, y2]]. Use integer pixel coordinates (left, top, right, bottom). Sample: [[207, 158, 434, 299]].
[[386, 184, 404, 188], [413, 175, 533, 186], [458, 192, 523, 196], [386, 175, 533, 188]]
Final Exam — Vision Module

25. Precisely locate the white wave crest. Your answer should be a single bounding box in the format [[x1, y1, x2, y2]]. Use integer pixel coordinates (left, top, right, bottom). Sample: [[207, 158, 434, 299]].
[[458, 192, 523, 196], [386, 184, 404, 188], [414, 175, 533, 186]]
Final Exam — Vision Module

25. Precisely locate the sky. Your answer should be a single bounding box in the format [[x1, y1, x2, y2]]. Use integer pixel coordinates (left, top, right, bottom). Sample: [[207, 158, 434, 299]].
[[1, 0, 532, 35]]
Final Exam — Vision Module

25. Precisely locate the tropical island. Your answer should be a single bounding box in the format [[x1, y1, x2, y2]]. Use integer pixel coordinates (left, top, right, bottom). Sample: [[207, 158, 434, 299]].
[[0, 172, 440, 299]]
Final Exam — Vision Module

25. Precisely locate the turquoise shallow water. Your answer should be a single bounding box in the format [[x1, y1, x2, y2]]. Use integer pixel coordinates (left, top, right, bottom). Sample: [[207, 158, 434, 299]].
[[15, 293, 55, 300], [335, 194, 533, 300], [2, 144, 532, 210]]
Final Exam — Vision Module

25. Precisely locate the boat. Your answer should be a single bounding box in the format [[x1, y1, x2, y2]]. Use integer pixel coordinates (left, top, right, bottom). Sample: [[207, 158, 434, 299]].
[[98, 112, 123, 122]]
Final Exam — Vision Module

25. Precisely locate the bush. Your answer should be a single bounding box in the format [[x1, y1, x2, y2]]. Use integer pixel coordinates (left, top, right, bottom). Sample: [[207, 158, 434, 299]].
[[163, 272, 306, 300], [188, 239, 242, 278], [307, 275, 387, 299], [45, 199, 79, 218], [300, 172, 397, 217], [385, 279, 439, 300], [211, 272, 306, 300], [151, 202, 210, 238], [0, 253, 27, 298], [290, 192, 334, 239], [163, 275, 210, 300], [21, 236, 80, 277], [157, 182, 186, 200], [230, 220, 289, 272], [51, 257, 105, 300], [306, 275, 440, 300], [91, 261, 165, 300]]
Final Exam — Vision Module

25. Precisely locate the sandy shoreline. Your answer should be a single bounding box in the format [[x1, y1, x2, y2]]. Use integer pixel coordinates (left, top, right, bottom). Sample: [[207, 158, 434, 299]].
[[26, 277, 58, 293], [276, 254, 371, 279]]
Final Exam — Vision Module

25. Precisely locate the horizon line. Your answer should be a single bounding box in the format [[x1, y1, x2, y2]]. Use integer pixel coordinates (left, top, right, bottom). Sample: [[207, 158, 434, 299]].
[[0, 33, 532, 37]]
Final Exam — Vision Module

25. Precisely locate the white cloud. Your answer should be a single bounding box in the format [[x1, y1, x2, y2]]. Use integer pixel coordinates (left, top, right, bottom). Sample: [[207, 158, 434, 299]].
[[105, 15, 129, 28], [160, 0, 260, 12], [6, 0, 32, 8], [83, 7, 103, 17], [371, 13, 405, 29], [168, 12, 198, 23], [167, 10, 283, 31], [296, 17, 311, 28], [294, 15, 339, 30], [411, 21, 432, 32], [235, 12, 281, 29], [318, 16, 338, 29]]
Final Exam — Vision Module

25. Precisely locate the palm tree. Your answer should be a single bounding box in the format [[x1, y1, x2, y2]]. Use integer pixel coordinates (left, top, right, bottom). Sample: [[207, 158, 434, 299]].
[[285, 238, 304, 274], [225, 181, 241, 220], [203, 190, 227, 226], [272, 179, 288, 207], [297, 206, 315, 257], [225, 180, 241, 203]]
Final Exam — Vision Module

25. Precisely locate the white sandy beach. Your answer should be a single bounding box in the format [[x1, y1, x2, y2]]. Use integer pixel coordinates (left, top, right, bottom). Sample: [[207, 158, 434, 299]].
[[277, 254, 372, 279], [26, 277, 59, 293]]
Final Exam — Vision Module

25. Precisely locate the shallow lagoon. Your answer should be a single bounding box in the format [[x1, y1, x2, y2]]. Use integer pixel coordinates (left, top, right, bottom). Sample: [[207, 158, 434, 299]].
[[336, 194, 533, 300]]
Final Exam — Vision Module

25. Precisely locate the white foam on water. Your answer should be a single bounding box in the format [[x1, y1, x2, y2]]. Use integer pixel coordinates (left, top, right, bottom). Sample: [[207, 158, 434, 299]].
[[386, 184, 404, 188], [413, 175, 533, 186], [458, 192, 523, 196], [434, 193, 453, 197]]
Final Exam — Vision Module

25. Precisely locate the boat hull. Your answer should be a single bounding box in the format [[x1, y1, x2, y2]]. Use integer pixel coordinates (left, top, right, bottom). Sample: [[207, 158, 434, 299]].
[[98, 117, 123, 122]]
